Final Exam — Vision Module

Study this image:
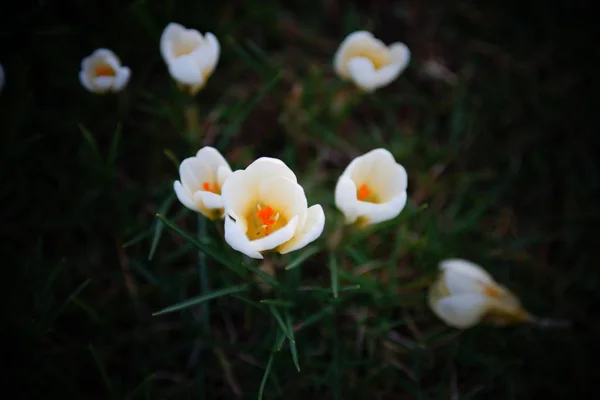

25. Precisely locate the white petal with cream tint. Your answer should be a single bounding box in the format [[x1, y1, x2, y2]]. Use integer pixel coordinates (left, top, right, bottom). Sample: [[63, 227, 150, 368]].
[[221, 157, 325, 259], [334, 31, 410, 91], [160, 23, 220, 95], [173, 146, 232, 220], [79, 49, 131, 94], [428, 258, 530, 329], [335, 148, 408, 226]]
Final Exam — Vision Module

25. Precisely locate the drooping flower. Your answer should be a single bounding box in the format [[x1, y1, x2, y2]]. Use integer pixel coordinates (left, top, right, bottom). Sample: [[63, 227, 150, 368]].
[[174, 146, 232, 220], [335, 148, 408, 226], [428, 259, 530, 329], [79, 49, 131, 94], [334, 31, 410, 91], [221, 157, 325, 259], [160, 22, 220, 96]]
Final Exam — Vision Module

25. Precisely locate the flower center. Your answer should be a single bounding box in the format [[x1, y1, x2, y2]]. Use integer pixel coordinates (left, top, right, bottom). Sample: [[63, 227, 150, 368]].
[[95, 64, 115, 77], [346, 46, 391, 70], [173, 42, 199, 58], [246, 204, 288, 240], [202, 181, 220, 194], [357, 183, 379, 203]]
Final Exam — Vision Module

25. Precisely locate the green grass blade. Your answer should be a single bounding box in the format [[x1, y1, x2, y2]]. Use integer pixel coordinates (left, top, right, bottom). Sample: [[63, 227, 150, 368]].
[[148, 194, 176, 261], [285, 246, 321, 270], [260, 299, 295, 307], [127, 373, 155, 400], [155, 214, 244, 278], [89, 344, 117, 398], [268, 305, 293, 342], [38, 278, 92, 330], [153, 284, 250, 316], [258, 349, 276, 400], [328, 251, 339, 298], [78, 123, 102, 162], [285, 312, 300, 372], [106, 122, 121, 167]]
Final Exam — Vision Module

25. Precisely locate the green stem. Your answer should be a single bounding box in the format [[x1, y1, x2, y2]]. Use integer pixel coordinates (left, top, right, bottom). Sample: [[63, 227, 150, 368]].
[[198, 214, 209, 332], [183, 102, 202, 145]]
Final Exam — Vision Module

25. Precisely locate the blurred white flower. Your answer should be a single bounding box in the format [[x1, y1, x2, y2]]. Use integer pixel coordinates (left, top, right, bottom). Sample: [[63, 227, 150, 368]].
[[428, 259, 530, 329], [221, 157, 325, 259], [334, 31, 410, 91], [174, 146, 232, 220], [79, 49, 131, 93], [0, 62, 4, 93], [335, 148, 408, 226], [160, 22, 220, 95]]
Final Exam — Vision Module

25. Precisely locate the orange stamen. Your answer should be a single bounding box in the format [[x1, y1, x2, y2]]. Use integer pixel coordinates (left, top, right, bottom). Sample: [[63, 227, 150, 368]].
[[202, 182, 219, 193], [357, 184, 371, 201], [256, 205, 277, 234], [95, 65, 115, 77]]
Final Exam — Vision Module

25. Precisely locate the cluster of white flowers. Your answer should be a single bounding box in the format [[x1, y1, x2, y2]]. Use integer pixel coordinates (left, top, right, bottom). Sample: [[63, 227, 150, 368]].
[[75, 24, 411, 94], [69, 21, 534, 330]]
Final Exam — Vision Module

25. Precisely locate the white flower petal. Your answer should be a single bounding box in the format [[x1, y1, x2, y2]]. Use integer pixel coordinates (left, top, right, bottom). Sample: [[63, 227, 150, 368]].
[[217, 166, 232, 188], [224, 216, 263, 259], [92, 76, 115, 92], [371, 63, 403, 89], [334, 31, 374, 77], [221, 170, 258, 220], [432, 293, 490, 329], [179, 157, 213, 192], [440, 259, 494, 294], [244, 157, 298, 185], [168, 55, 204, 85], [160, 22, 186, 63], [334, 176, 359, 224], [279, 205, 325, 253], [194, 191, 223, 210], [354, 191, 407, 225], [112, 67, 131, 91], [251, 215, 299, 252], [259, 176, 307, 222], [389, 42, 411, 73], [203, 32, 220, 74], [79, 70, 95, 92], [347, 57, 378, 91], [196, 146, 230, 170], [174, 181, 199, 212]]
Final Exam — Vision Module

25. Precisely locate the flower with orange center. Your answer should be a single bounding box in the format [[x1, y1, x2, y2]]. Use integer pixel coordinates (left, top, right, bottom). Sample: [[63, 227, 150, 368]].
[[173, 146, 232, 220], [335, 148, 408, 226], [334, 31, 410, 91], [221, 157, 325, 259], [160, 23, 220, 96], [428, 259, 530, 329], [79, 49, 131, 94]]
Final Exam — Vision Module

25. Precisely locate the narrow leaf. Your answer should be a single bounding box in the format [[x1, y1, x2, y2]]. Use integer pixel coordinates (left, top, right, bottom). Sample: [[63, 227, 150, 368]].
[[148, 194, 175, 261], [153, 284, 249, 316], [285, 246, 321, 270], [328, 251, 339, 298], [268, 305, 293, 342]]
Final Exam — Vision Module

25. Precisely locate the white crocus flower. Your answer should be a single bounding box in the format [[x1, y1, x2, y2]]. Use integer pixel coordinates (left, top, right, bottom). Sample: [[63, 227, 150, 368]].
[[160, 22, 220, 96], [79, 49, 131, 93], [334, 31, 410, 91], [335, 148, 408, 226], [0, 62, 4, 92], [174, 147, 232, 220], [428, 259, 530, 329], [221, 157, 325, 259]]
